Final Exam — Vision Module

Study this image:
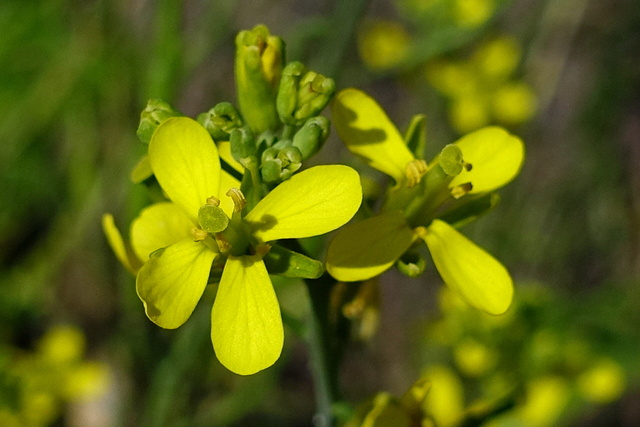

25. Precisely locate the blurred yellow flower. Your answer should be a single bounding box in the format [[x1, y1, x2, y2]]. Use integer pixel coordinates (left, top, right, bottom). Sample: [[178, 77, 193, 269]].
[[577, 358, 626, 404], [492, 82, 538, 125], [422, 365, 464, 427], [518, 376, 570, 427], [453, 337, 496, 377], [427, 36, 537, 133], [358, 20, 411, 71], [453, 0, 495, 28]]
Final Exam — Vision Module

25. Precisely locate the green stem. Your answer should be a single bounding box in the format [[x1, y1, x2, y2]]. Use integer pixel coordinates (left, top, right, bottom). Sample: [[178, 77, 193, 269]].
[[282, 124, 296, 140], [304, 274, 344, 427]]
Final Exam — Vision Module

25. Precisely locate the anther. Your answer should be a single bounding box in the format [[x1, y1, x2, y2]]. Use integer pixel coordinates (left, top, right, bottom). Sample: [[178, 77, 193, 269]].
[[405, 160, 428, 188], [226, 188, 246, 213], [191, 227, 208, 242], [450, 183, 473, 199], [206, 196, 221, 206]]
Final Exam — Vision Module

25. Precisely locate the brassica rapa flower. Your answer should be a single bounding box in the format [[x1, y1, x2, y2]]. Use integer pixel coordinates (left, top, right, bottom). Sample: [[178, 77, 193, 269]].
[[326, 88, 524, 315], [131, 117, 361, 375]]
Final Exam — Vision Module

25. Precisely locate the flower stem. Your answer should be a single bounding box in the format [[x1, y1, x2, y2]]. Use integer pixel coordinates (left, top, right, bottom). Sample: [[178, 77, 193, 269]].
[[304, 274, 348, 427]]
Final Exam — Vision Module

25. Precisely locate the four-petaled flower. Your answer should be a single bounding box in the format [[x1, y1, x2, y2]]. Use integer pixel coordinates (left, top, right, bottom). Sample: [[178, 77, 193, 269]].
[[123, 117, 361, 375], [325, 88, 524, 315]]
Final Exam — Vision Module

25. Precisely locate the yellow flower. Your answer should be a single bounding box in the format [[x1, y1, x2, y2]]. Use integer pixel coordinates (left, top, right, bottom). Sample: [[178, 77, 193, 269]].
[[427, 35, 538, 133], [358, 20, 411, 71], [452, 0, 495, 28], [577, 358, 626, 404], [134, 117, 362, 375], [327, 88, 523, 314]]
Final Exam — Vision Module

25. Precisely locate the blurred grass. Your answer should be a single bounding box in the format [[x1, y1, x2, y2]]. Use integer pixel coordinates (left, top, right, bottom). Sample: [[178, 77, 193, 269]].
[[1, 0, 640, 426]]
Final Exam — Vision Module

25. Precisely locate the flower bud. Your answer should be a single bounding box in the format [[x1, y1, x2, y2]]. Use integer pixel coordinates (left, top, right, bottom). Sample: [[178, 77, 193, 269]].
[[229, 127, 256, 161], [260, 146, 303, 183], [136, 99, 181, 144], [277, 62, 336, 126], [197, 102, 243, 141], [235, 25, 284, 134], [292, 116, 330, 160]]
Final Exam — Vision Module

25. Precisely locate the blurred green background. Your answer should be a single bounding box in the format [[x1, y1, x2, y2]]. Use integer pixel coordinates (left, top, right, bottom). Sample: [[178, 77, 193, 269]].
[[1, 0, 640, 426]]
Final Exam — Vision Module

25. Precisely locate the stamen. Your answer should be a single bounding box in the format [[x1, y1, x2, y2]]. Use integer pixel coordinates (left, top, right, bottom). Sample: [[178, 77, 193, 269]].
[[463, 161, 473, 171], [215, 234, 232, 254], [405, 159, 428, 188], [206, 196, 221, 206], [450, 183, 473, 199], [226, 188, 246, 213], [191, 227, 208, 242]]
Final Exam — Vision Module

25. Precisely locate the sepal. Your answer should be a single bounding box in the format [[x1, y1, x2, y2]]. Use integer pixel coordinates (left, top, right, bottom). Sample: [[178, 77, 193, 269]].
[[136, 99, 181, 144], [262, 243, 324, 279]]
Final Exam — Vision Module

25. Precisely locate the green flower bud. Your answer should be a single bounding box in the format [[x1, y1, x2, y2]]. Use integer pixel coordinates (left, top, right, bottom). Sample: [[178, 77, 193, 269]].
[[277, 62, 336, 126], [261, 159, 283, 184], [278, 146, 303, 165], [136, 99, 181, 144], [230, 127, 256, 161], [197, 102, 243, 141], [198, 204, 229, 234], [257, 131, 280, 151], [260, 146, 303, 183], [235, 25, 284, 134], [292, 116, 330, 160]]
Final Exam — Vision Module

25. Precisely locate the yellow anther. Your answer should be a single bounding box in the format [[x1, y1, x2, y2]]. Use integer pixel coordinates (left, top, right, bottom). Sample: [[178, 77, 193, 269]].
[[405, 159, 428, 188], [226, 188, 246, 213], [215, 234, 232, 254], [191, 228, 208, 242], [206, 196, 221, 206], [451, 182, 473, 199]]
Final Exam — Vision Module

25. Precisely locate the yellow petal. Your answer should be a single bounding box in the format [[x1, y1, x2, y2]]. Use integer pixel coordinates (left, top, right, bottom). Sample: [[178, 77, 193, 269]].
[[449, 126, 524, 193], [101, 213, 141, 274], [422, 219, 513, 315], [211, 255, 283, 375], [217, 140, 244, 173], [326, 211, 414, 282], [130, 155, 153, 184], [149, 117, 221, 223], [245, 165, 362, 242], [136, 238, 216, 329], [331, 88, 415, 183], [130, 202, 194, 262]]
